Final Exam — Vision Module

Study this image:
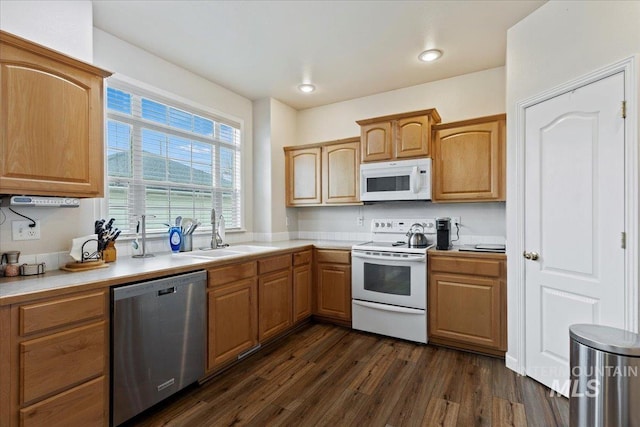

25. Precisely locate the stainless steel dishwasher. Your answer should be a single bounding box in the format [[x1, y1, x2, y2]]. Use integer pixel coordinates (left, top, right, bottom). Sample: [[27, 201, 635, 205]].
[[111, 270, 206, 426]]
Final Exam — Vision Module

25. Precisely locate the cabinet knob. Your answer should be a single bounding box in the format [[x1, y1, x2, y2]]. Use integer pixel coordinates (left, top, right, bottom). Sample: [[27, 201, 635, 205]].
[[523, 251, 539, 261]]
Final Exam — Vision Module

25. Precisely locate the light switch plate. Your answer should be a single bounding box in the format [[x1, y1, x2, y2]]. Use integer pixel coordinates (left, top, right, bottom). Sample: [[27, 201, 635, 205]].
[[12, 220, 41, 241]]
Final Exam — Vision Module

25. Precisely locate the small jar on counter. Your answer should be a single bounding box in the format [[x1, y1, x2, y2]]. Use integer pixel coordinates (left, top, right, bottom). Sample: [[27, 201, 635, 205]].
[[4, 263, 19, 277]]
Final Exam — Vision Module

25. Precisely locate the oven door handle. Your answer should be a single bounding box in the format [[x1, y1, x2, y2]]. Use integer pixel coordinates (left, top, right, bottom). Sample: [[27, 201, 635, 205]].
[[353, 300, 424, 315], [352, 252, 426, 262]]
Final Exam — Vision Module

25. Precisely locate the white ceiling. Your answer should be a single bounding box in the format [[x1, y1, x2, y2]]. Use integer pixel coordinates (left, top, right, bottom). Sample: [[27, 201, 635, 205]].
[[92, 0, 545, 110]]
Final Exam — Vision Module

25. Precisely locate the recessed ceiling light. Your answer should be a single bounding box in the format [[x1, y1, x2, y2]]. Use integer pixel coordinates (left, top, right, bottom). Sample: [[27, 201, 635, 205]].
[[418, 49, 443, 62], [298, 83, 316, 93]]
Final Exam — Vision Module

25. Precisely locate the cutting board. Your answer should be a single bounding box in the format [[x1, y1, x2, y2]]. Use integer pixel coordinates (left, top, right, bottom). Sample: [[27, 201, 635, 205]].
[[61, 260, 109, 272]]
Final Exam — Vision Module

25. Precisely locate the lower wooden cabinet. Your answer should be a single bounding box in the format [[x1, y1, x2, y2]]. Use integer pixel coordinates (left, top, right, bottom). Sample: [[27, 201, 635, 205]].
[[314, 249, 352, 324], [293, 251, 313, 323], [2, 289, 109, 427], [20, 376, 105, 427], [207, 278, 258, 370], [259, 269, 293, 341], [207, 261, 257, 372], [428, 251, 507, 356]]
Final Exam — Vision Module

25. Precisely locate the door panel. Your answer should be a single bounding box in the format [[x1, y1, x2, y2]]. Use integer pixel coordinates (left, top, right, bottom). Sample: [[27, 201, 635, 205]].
[[540, 113, 598, 276], [524, 72, 625, 394], [540, 287, 598, 361]]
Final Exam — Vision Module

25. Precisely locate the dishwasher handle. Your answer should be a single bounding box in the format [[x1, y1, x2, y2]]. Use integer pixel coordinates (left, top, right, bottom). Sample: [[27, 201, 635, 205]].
[[158, 287, 176, 296]]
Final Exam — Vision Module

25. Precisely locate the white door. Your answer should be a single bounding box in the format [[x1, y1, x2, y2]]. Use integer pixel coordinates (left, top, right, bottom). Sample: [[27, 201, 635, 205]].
[[524, 72, 626, 395]]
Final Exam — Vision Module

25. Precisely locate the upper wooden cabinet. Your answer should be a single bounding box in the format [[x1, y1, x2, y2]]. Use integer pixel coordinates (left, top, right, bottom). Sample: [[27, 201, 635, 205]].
[[285, 147, 322, 205], [357, 109, 441, 162], [432, 114, 506, 202], [285, 137, 361, 207], [0, 30, 112, 197]]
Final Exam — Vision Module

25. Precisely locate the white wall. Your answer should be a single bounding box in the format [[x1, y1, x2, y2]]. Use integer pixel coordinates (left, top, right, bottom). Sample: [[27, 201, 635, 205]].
[[297, 67, 505, 144], [252, 99, 272, 235], [0, 4, 255, 263], [0, 0, 93, 62], [252, 98, 298, 239], [505, 0, 640, 370], [0, 1, 100, 259], [295, 67, 507, 240], [269, 99, 298, 236]]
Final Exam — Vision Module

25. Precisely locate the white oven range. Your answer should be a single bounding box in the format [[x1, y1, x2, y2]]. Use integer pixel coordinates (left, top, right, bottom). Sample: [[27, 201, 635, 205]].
[[351, 218, 435, 343]]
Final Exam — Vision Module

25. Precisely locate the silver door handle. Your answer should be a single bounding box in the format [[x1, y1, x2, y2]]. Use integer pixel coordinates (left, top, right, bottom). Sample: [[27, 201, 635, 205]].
[[523, 251, 539, 260]]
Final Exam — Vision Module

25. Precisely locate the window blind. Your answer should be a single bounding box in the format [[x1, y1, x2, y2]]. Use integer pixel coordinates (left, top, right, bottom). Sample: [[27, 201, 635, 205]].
[[105, 80, 242, 234]]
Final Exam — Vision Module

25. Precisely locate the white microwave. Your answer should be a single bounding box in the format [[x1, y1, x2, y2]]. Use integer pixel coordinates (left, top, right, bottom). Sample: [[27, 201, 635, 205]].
[[360, 158, 432, 201]]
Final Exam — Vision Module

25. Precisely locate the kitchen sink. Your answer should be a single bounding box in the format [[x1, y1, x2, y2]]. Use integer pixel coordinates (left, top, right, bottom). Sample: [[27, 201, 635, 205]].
[[180, 249, 243, 259], [226, 245, 278, 253], [177, 245, 278, 260]]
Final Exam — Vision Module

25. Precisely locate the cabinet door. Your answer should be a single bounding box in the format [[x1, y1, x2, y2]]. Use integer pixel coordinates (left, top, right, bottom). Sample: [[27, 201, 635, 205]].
[[20, 322, 105, 405], [396, 115, 431, 158], [20, 376, 105, 427], [0, 38, 108, 197], [322, 141, 360, 204], [360, 122, 392, 162], [428, 272, 504, 350], [208, 279, 258, 370], [432, 118, 505, 202], [259, 270, 292, 341], [285, 147, 322, 206], [315, 264, 351, 321], [293, 263, 312, 323]]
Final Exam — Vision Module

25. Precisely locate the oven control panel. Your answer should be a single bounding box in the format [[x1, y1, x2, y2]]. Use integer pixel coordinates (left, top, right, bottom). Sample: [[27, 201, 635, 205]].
[[370, 218, 436, 234]]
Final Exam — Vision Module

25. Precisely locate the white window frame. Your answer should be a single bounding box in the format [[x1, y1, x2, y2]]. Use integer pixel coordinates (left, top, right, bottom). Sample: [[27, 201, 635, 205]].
[[103, 75, 246, 236]]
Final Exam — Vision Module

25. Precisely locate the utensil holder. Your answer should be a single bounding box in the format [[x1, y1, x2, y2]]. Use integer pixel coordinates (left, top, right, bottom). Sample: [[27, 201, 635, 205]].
[[180, 234, 193, 252]]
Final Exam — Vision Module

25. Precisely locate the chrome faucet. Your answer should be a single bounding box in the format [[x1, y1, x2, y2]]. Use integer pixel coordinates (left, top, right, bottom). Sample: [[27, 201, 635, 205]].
[[133, 214, 156, 258], [210, 208, 227, 249], [211, 209, 218, 249]]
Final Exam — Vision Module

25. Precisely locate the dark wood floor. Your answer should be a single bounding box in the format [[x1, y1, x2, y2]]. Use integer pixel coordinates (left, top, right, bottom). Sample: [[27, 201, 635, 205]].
[[125, 323, 568, 427]]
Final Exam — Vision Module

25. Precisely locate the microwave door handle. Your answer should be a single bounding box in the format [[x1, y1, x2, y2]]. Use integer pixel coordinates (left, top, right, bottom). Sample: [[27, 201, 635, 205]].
[[411, 166, 421, 193], [352, 252, 426, 262]]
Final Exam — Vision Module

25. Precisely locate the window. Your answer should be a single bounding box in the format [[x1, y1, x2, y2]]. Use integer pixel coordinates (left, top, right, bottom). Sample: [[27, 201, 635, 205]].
[[105, 81, 242, 233]]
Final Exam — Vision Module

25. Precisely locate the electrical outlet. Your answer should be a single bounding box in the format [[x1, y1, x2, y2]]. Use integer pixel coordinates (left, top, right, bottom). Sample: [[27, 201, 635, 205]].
[[357, 216, 364, 226], [451, 216, 461, 227], [285, 216, 289, 227], [12, 220, 41, 241]]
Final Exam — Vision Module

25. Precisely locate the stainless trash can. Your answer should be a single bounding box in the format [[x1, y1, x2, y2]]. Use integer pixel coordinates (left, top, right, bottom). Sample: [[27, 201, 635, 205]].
[[570, 324, 640, 427]]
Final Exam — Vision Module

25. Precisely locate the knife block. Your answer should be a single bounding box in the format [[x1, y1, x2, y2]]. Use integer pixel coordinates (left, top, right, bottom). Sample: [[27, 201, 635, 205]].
[[102, 241, 117, 263]]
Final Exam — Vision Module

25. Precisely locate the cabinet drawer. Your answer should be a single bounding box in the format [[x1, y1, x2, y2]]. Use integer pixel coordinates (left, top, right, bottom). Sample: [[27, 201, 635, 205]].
[[20, 322, 105, 405], [316, 249, 350, 264], [258, 254, 291, 274], [429, 256, 501, 277], [293, 250, 312, 266], [20, 376, 105, 427], [209, 261, 256, 288], [19, 291, 106, 336]]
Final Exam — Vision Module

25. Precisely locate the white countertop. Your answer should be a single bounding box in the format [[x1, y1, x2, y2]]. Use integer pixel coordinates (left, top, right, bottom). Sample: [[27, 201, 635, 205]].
[[0, 240, 358, 304]]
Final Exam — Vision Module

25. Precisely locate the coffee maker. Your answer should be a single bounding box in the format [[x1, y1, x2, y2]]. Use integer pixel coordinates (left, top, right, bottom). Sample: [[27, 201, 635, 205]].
[[436, 218, 452, 250]]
